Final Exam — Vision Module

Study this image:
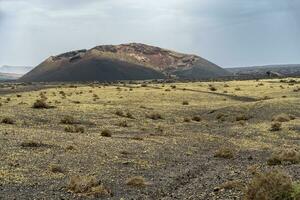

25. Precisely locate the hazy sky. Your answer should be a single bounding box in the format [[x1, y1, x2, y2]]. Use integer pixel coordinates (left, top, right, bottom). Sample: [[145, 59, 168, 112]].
[[0, 0, 300, 68]]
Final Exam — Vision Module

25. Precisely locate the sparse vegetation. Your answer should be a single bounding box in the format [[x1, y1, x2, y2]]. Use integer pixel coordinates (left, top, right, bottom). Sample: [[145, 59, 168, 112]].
[[101, 129, 112, 137], [32, 99, 52, 109], [192, 116, 201, 122], [268, 149, 300, 165], [126, 176, 147, 187], [0, 79, 299, 199], [61, 116, 76, 124], [244, 170, 297, 200], [1, 117, 15, 124], [68, 176, 111, 197], [65, 125, 85, 133], [269, 122, 282, 131], [214, 147, 235, 159], [146, 113, 163, 120]]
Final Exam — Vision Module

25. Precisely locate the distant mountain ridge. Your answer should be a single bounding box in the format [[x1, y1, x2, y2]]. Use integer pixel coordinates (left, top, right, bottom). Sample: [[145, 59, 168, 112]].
[[227, 64, 300, 77], [19, 43, 230, 82], [0, 72, 22, 81], [0, 65, 33, 75]]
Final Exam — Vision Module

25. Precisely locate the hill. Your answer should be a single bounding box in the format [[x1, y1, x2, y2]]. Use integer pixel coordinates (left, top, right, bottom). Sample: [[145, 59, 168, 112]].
[[19, 43, 230, 82]]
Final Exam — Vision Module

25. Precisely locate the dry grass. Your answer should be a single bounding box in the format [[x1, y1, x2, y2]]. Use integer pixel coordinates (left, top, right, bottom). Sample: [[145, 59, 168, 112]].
[[126, 176, 147, 187], [214, 147, 235, 159], [268, 149, 300, 165], [244, 170, 295, 200], [67, 176, 111, 197], [64, 125, 85, 133]]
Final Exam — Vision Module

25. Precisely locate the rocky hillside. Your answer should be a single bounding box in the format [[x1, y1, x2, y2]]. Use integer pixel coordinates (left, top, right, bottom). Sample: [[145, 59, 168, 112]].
[[20, 43, 230, 82]]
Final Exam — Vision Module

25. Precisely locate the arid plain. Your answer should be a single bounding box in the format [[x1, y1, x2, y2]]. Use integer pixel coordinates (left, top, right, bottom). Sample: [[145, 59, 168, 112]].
[[0, 78, 299, 199]]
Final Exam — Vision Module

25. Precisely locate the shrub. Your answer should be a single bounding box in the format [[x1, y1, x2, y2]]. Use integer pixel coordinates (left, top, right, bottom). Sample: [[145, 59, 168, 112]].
[[115, 110, 125, 117], [269, 122, 282, 132], [101, 129, 112, 137], [126, 112, 135, 119], [61, 116, 76, 124], [118, 121, 128, 127], [1, 117, 15, 124], [192, 116, 201, 122], [183, 117, 191, 122], [68, 175, 111, 197], [272, 114, 293, 122], [65, 125, 85, 133], [209, 86, 217, 91], [126, 176, 147, 187], [236, 114, 251, 121], [182, 101, 189, 105], [20, 141, 47, 148], [244, 170, 294, 200], [146, 113, 163, 120], [268, 149, 300, 165], [214, 147, 234, 159], [292, 183, 300, 199], [32, 99, 52, 109], [49, 164, 65, 173]]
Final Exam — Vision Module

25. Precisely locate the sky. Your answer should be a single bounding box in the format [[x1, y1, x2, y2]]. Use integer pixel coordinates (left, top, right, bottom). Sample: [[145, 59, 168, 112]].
[[0, 0, 300, 68]]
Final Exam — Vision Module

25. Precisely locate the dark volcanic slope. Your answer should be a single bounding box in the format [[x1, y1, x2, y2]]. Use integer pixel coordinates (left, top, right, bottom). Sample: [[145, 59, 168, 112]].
[[20, 43, 230, 82]]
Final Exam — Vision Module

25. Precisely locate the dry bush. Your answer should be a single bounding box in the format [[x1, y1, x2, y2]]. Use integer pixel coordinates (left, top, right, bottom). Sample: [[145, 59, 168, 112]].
[[192, 116, 201, 122], [101, 129, 112, 137], [1, 117, 15, 124], [61, 116, 76, 125], [184, 117, 191, 122], [32, 99, 52, 109], [118, 121, 128, 127], [244, 170, 295, 200], [209, 85, 217, 91], [126, 112, 135, 119], [269, 122, 282, 131], [235, 114, 251, 121], [182, 101, 189, 105], [49, 164, 65, 173], [272, 114, 294, 122], [115, 110, 125, 117], [214, 147, 235, 159], [126, 176, 147, 187], [146, 113, 163, 120], [65, 125, 85, 133], [68, 176, 111, 197], [20, 141, 48, 148], [268, 149, 300, 165]]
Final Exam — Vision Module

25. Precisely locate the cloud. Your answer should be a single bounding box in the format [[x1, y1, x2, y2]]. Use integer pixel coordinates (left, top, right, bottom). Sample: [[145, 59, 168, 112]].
[[0, 0, 300, 67]]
